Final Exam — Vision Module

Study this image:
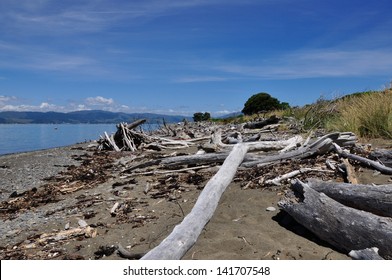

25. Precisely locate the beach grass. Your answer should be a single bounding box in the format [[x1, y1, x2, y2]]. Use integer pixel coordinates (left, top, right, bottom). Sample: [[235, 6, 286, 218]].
[[326, 89, 392, 139], [217, 88, 392, 139]]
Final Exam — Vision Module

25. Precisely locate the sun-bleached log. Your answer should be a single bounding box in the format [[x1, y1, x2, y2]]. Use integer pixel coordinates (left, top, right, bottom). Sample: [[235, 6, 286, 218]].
[[333, 143, 392, 175], [141, 143, 249, 260], [124, 136, 304, 173], [245, 135, 303, 152], [279, 180, 392, 260], [242, 132, 356, 168], [306, 178, 392, 217]]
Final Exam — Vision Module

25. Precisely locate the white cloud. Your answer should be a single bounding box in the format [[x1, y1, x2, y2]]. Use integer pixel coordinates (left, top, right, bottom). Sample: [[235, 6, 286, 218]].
[[85, 96, 114, 106], [0, 95, 16, 104], [39, 102, 63, 111]]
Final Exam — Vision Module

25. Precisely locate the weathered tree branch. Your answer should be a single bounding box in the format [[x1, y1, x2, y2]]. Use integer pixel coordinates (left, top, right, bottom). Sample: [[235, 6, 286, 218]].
[[141, 143, 249, 260], [333, 143, 392, 175], [242, 132, 356, 168]]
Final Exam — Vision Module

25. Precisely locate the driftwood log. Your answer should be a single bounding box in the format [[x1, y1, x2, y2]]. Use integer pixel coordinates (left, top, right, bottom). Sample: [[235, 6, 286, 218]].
[[333, 143, 392, 175], [244, 115, 280, 129], [242, 132, 356, 168], [278, 180, 392, 259], [123, 136, 303, 174], [369, 149, 392, 168], [99, 120, 147, 151], [265, 169, 334, 186], [306, 179, 392, 217], [349, 248, 385, 260], [141, 143, 249, 260]]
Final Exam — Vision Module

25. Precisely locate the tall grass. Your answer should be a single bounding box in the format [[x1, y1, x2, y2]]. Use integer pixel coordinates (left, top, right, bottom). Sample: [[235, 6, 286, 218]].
[[327, 90, 392, 138], [215, 89, 392, 139]]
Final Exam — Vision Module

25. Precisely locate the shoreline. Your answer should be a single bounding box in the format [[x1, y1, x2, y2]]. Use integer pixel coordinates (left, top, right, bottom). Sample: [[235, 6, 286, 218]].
[[0, 142, 91, 203], [1, 122, 391, 260], [0, 141, 94, 157]]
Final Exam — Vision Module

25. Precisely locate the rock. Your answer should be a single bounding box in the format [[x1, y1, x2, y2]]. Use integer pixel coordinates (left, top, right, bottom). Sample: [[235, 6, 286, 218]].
[[266, 207, 277, 212], [78, 219, 88, 228]]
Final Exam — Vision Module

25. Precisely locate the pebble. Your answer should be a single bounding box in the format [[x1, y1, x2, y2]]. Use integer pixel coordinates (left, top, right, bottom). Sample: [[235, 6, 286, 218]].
[[266, 207, 277, 212], [78, 219, 88, 228]]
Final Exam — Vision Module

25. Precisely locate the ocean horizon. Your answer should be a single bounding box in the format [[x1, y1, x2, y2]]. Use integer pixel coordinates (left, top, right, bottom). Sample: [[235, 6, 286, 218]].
[[0, 123, 140, 155]]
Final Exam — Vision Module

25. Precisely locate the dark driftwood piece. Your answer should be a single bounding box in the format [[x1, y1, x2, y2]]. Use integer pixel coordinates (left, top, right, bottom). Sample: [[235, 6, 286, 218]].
[[369, 149, 392, 168], [306, 179, 392, 217], [99, 119, 148, 151], [333, 143, 392, 175], [349, 248, 385, 260], [242, 132, 356, 168], [117, 244, 145, 260], [142, 144, 249, 260], [126, 119, 147, 130], [244, 115, 280, 129], [278, 180, 392, 260]]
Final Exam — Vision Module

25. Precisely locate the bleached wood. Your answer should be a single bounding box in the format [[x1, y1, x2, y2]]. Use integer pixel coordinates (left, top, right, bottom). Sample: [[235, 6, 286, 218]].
[[104, 132, 120, 152], [242, 132, 356, 168], [333, 143, 392, 175], [141, 143, 249, 260], [265, 168, 333, 186]]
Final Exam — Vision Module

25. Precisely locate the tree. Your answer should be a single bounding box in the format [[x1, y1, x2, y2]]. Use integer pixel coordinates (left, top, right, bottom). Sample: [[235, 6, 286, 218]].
[[242, 92, 286, 115], [193, 112, 211, 122]]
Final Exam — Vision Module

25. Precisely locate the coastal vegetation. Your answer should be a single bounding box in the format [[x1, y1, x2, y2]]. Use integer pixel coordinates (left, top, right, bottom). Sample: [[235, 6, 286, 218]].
[[193, 112, 211, 122], [241, 92, 290, 115], [218, 89, 392, 139]]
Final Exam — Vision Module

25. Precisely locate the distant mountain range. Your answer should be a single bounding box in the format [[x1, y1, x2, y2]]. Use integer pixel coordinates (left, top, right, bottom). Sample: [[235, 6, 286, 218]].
[[0, 110, 192, 124]]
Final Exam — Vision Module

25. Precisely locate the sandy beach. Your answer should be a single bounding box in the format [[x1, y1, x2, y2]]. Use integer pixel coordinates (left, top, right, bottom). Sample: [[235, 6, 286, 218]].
[[0, 128, 391, 260]]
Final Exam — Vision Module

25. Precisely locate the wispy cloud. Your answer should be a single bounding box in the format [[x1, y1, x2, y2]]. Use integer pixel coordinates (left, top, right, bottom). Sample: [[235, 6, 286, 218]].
[[213, 49, 392, 79], [2, 0, 246, 35], [174, 76, 229, 83]]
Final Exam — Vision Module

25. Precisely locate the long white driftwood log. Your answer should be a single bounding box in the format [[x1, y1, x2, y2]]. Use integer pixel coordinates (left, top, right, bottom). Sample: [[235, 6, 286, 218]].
[[333, 143, 392, 175], [141, 143, 249, 260]]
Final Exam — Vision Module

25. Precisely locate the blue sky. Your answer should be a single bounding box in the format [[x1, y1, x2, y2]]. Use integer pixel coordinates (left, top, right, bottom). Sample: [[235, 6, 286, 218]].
[[1, 0, 392, 116]]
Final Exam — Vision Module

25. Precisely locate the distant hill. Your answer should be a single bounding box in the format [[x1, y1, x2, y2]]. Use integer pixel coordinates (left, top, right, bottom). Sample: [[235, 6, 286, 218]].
[[0, 110, 192, 124]]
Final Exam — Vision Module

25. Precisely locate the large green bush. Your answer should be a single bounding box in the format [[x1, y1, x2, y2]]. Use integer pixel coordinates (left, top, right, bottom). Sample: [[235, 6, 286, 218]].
[[242, 93, 285, 115], [193, 112, 211, 122]]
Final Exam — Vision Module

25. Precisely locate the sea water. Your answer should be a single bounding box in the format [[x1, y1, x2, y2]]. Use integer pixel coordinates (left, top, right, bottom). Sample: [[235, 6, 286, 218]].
[[0, 124, 123, 155]]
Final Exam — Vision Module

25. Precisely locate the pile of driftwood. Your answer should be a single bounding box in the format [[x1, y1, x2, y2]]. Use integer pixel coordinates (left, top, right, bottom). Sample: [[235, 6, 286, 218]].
[[279, 179, 392, 260], [98, 117, 392, 260]]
